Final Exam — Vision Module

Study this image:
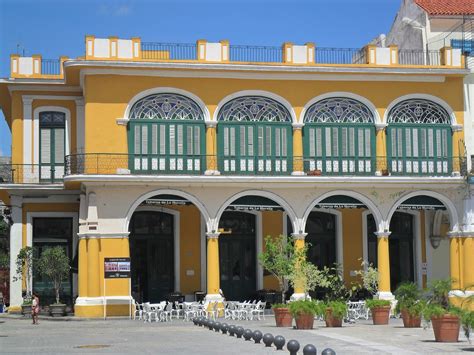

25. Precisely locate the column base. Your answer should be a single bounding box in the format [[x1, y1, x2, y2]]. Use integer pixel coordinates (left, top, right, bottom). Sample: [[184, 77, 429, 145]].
[[75, 296, 134, 318], [204, 170, 221, 176], [291, 171, 306, 176], [376, 291, 394, 300], [290, 293, 308, 301], [204, 293, 224, 302]]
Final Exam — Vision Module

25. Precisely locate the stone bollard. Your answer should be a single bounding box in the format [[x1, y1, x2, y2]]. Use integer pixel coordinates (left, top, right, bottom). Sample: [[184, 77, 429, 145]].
[[303, 344, 317, 355], [229, 325, 236, 336], [253, 330, 263, 344], [321, 348, 336, 355], [235, 326, 245, 339], [274, 335, 286, 350], [263, 333, 274, 347], [221, 323, 229, 334], [287, 340, 300, 355], [214, 322, 221, 332], [243, 329, 253, 341]]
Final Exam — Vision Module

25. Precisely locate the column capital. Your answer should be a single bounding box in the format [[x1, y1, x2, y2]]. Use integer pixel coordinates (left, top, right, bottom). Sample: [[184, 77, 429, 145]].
[[22, 95, 34, 105], [205, 120, 218, 128], [451, 124, 463, 132], [292, 122, 304, 130], [375, 123, 387, 131], [291, 232, 307, 240], [75, 98, 85, 106], [206, 232, 220, 239], [374, 231, 391, 238]]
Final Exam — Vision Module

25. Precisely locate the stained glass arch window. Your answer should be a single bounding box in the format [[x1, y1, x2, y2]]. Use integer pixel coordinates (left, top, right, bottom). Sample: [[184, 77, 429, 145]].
[[303, 97, 374, 124], [129, 93, 204, 121], [387, 99, 451, 125], [217, 96, 292, 122]]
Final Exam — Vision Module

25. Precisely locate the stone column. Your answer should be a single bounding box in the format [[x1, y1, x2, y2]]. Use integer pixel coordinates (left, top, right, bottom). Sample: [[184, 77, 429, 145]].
[[291, 122, 305, 175], [9, 195, 23, 311], [375, 123, 387, 175], [462, 235, 474, 291], [375, 231, 393, 299], [78, 194, 88, 297], [205, 232, 223, 301], [449, 232, 462, 290], [290, 232, 307, 300], [87, 237, 100, 297], [205, 121, 219, 175]]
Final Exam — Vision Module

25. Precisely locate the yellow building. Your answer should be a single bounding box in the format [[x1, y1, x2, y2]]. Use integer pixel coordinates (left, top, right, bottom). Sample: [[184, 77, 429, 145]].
[[0, 36, 473, 317]]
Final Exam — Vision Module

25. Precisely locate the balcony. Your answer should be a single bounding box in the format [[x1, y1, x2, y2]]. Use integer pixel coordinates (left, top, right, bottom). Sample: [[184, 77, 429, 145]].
[[0, 164, 64, 184]]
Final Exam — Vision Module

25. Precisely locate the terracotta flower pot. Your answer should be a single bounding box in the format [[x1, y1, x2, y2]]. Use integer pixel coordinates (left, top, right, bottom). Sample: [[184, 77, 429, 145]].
[[49, 303, 66, 317], [273, 307, 293, 327], [431, 314, 460, 342], [400, 309, 421, 328], [325, 309, 343, 327], [295, 313, 315, 329], [21, 305, 32, 316], [371, 306, 390, 325]]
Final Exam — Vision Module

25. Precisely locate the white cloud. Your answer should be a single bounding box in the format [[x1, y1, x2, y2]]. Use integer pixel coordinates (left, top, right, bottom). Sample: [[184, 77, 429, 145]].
[[98, 2, 132, 17]]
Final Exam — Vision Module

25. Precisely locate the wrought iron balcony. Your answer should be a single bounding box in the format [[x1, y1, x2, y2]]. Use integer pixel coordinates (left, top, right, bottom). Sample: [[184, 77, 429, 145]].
[[41, 59, 61, 75], [0, 164, 64, 184]]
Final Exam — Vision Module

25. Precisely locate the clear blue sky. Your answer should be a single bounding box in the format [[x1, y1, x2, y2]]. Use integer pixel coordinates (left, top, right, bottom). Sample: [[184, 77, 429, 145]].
[[0, 0, 401, 157]]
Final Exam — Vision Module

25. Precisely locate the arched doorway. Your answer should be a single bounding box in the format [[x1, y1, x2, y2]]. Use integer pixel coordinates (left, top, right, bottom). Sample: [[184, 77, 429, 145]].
[[367, 212, 415, 290], [218, 211, 256, 301], [129, 210, 175, 302], [305, 211, 337, 269]]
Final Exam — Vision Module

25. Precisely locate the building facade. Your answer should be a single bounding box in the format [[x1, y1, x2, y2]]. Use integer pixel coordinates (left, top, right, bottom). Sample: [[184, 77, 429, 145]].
[[0, 34, 473, 317]]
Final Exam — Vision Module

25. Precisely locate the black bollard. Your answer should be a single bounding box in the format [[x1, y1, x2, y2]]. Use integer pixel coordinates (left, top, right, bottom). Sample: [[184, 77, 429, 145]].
[[303, 344, 317, 355], [208, 320, 214, 330], [229, 325, 236, 336], [221, 323, 228, 334], [263, 333, 274, 347], [274, 335, 286, 350], [235, 326, 244, 338], [287, 340, 300, 355], [253, 330, 263, 344], [321, 348, 336, 355], [243, 329, 253, 341]]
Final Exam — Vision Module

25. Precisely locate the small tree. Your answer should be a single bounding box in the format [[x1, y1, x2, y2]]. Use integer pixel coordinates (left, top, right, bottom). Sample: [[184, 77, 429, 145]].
[[352, 259, 379, 297], [37, 247, 70, 304], [13, 246, 34, 302], [258, 235, 298, 303]]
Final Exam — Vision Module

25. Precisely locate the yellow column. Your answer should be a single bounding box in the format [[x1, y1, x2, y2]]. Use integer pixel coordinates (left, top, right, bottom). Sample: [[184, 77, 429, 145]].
[[375, 124, 387, 175], [206, 232, 221, 296], [462, 236, 474, 290], [376, 232, 391, 294], [291, 233, 307, 297], [449, 234, 461, 290], [87, 237, 100, 297], [292, 123, 304, 175], [205, 121, 218, 174], [78, 238, 88, 297]]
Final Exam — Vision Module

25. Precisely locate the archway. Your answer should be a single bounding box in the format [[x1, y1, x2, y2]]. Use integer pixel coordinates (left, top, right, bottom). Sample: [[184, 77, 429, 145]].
[[127, 192, 207, 303], [216, 191, 297, 301]]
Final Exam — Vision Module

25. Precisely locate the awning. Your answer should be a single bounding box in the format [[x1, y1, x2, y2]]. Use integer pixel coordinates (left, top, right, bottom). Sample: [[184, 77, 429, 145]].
[[397, 196, 446, 210], [226, 196, 284, 211], [315, 196, 366, 209]]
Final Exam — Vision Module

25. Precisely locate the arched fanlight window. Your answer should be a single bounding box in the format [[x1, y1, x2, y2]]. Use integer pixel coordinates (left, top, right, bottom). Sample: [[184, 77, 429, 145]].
[[387, 99, 452, 176], [218, 96, 291, 122], [217, 96, 292, 175], [303, 97, 375, 175], [39, 111, 65, 182], [128, 93, 205, 174], [129, 93, 204, 121]]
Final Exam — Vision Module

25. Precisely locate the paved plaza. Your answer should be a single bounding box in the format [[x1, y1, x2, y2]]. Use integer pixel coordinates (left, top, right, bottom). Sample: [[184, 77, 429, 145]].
[[0, 315, 472, 354]]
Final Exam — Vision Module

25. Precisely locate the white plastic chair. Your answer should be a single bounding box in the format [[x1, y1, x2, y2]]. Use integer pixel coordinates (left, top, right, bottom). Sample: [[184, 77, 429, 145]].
[[143, 302, 158, 322], [160, 302, 173, 322], [133, 302, 143, 320]]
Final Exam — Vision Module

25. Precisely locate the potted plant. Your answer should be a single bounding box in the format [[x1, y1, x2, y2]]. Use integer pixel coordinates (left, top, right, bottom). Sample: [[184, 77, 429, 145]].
[[460, 297, 473, 343], [423, 279, 461, 342], [394, 282, 423, 328], [353, 260, 391, 325], [324, 300, 347, 327], [289, 299, 320, 329], [37, 246, 70, 317], [307, 169, 322, 176], [13, 247, 34, 315], [258, 235, 298, 327]]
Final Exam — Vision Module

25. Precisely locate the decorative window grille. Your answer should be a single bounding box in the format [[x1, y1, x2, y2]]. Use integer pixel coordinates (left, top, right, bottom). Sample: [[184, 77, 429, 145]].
[[217, 96, 291, 122], [217, 96, 292, 174], [129, 93, 204, 121], [303, 98, 375, 175], [387, 99, 452, 176], [304, 97, 374, 124], [387, 99, 450, 125]]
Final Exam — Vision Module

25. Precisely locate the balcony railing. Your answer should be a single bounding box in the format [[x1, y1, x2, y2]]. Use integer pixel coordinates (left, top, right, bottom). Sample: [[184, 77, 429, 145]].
[[314, 48, 367, 65], [398, 50, 442, 66], [0, 164, 64, 184], [141, 42, 197, 60], [61, 153, 466, 179], [229, 45, 283, 63], [41, 59, 61, 75]]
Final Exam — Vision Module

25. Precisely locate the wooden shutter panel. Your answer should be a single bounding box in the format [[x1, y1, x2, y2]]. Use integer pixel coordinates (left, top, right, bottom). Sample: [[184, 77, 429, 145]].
[[412, 128, 419, 157], [230, 127, 236, 156], [194, 126, 200, 155], [349, 127, 355, 156], [247, 126, 254, 156], [141, 125, 148, 154], [282, 127, 287, 156], [325, 127, 332, 157], [332, 127, 339, 156], [316, 128, 322, 156], [357, 129, 364, 157], [390, 129, 397, 157], [275, 128, 281, 156], [152, 124, 158, 155], [266, 126, 272, 156], [54, 128, 65, 163], [365, 129, 371, 157], [341, 127, 348, 156], [240, 126, 246, 156], [223, 127, 229, 156], [187, 126, 193, 155], [177, 125, 183, 155], [406, 129, 412, 157], [258, 126, 264, 156], [159, 125, 166, 155], [169, 125, 176, 155], [134, 125, 140, 154], [309, 128, 315, 156], [41, 129, 51, 164]]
